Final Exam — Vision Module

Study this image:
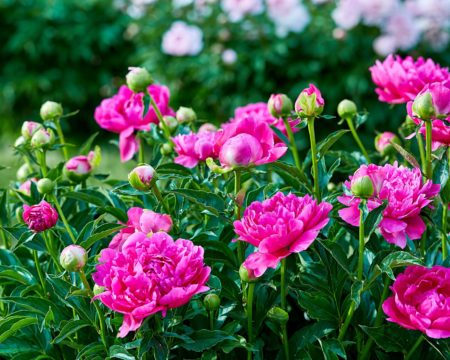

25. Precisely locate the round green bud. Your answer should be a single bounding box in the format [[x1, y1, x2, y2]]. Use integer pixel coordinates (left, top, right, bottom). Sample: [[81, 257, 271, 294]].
[[93, 284, 105, 296], [159, 116, 178, 133], [412, 92, 435, 121], [40, 101, 63, 121], [239, 264, 257, 283], [31, 128, 55, 149], [337, 99, 357, 119], [351, 175, 374, 198], [126, 67, 153, 93], [268, 94, 293, 118], [60, 245, 87, 272], [267, 306, 289, 325], [16, 164, 33, 182], [160, 143, 173, 156], [128, 164, 156, 191], [21, 121, 43, 141], [203, 294, 221, 311], [37, 178, 54, 194], [176, 107, 197, 123]]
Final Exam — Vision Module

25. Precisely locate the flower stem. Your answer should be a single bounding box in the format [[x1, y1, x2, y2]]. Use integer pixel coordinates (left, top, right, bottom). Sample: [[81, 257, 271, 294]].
[[37, 150, 48, 177], [148, 94, 171, 141], [247, 282, 255, 360], [442, 202, 448, 260], [416, 133, 426, 174], [209, 310, 214, 331], [282, 117, 303, 175], [425, 120, 433, 179], [33, 250, 47, 296], [307, 118, 320, 202], [346, 117, 370, 163], [151, 183, 171, 216], [50, 194, 77, 244], [234, 170, 244, 265], [55, 118, 69, 161], [43, 231, 63, 272], [405, 335, 424, 360], [138, 136, 145, 164], [280, 259, 290, 360]]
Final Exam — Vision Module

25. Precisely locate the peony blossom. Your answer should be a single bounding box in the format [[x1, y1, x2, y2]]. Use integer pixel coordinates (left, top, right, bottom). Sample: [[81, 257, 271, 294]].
[[93, 232, 210, 337], [23, 200, 59, 232], [94, 85, 174, 162], [338, 163, 440, 248], [220, 0, 264, 22], [172, 130, 219, 168], [369, 55, 450, 104], [161, 21, 203, 56], [375, 131, 399, 155], [383, 265, 450, 339], [215, 116, 288, 168], [266, 0, 310, 37], [234, 192, 332, 277]]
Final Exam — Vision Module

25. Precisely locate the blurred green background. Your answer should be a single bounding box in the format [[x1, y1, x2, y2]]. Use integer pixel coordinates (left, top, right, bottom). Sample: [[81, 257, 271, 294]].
[[1, 0, 449, 186]]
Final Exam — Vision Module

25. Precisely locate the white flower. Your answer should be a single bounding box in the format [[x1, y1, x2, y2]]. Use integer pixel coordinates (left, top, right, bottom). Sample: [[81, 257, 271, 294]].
[[222, 49, 238, 64], [266, 0, 310, 37], [332, 0, 362, 30], [162, 21, 204, 56], [221, 0, 264, 22]]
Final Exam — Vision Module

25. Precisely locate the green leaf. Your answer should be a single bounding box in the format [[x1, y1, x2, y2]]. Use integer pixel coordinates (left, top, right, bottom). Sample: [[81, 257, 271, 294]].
[[80, 223, 125, 249], [156, 163, 193, 178], [53, 319, 92, 344], [0, 265, 36, 285], [178, 330, 237, 352], [433, 155, 449, 188], [360, 324, 420, 353], [64, 189, 110, 207], [0, 316, 38, 342], [289, 321, 336, 355], [390, 142, 420, 169], [364, 201, 387, 240], [317, 130, 350, 160], [297, 290, 338, 322], [108, 345, 136, 360], [79, 132, 99, 155], [380, 252, 423, 280], [171, 189, 225, 216], [317, 338, 347, 360]]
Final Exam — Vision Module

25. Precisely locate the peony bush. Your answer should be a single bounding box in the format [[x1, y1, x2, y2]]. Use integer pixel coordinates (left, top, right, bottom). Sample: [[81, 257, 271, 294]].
[[1, 54, 450, 359]]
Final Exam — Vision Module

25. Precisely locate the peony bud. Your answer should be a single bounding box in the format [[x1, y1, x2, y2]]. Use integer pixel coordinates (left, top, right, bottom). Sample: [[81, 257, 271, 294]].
[[412, 92, 435, 121], [18, 178, 37, 196], [267, 307, 289, 325], [204, 294, 220, 311], [14, 136, 26, 147], [199, 123, 217, 133], [159, 116, 178, 133], [219, 134, 263, 168], [37, 178, 54, 194], [64, 154, 93, 182], [295, 84, 324, 118], [351, 175, 374, 198], [239, 264, 257, 283], [23, 200, 58, 232], [21, 121, 43, 140], [16, 164, 33, 182], [160, 143, 173, 156], [31, 128, 55, 149], [60, 245, 87, 272], [337, 99, 357, 119], [268, 94, 293, 118], [176, 107, 197, 123], [126, 67, 153, 93], [375, 132, 400, 157], [40, 101, 63, 121], [93, 284, 105, 296], [128, 164, 156, 191]]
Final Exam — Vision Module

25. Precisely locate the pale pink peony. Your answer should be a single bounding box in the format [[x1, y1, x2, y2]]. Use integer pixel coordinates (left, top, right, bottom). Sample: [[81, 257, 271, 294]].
[[94, 85, 174, 162], [369, 55, 450, 104], [375, 131, 398, 154], [23, 200, 59, 232], [338, 163, 440, 248], [266, 0, 310, 37], [161, 21, 203, 56], [234, 192, 332, 277], [215, 116, 288, 168], [93, 232, 210, 337], [172, 130, 219, 168], [220, 0, 264, 22], [139, 211, 173, 234], [383, 265, 450, 339]]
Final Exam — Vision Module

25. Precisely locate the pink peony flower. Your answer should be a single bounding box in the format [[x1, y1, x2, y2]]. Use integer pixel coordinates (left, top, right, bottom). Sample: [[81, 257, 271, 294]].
[[369, 55, 450, 104], [338, 163, 440, 248], [93, 232, 210, 337], [383, 265, 450, 339], [94, 85, 174, 162], [161, 21, 203, 56], [139, 211, 173, 234], [220, 0, 264, 22], [18, 178, 38, 196], [23, 200, 59, 232], [215, 116, 288, 168], [234, 192, 332, 277], [266, 0, 310, 37], [172, 130, 219, 168]]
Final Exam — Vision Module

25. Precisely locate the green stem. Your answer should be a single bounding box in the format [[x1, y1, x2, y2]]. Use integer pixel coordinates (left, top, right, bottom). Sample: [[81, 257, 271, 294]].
[[280, 259, 290, 360], [442, 203, 448, 260], [138, 137, 145, 164], [37, 150, 48, 177], [55, 118, 69, 161], [50, 194, 77, 244], [307, 118, 320, 202], [338, 301, 356, 342], [43, 231, 63, 272], [282, 117, 303, 174], [282, 325, 290, 360], [346, 117, 371, 163], [420, 229, 427, 259], [405, 335, 424, 360], [358, 200, 366, 281], [149, 95, 172, 141], [151, 183, 171, 216], [247, 282, 255, 360], [425, 120, 433, 179], [234, 170, 244, 265], [416, 133, 426, 174], [33, 250, 47, 296], [209, 310, 214, 331]]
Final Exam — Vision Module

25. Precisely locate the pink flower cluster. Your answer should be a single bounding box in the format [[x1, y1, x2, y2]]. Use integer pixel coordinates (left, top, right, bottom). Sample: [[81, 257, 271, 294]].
[[338, 163, 440, 248], [109, 207, 173, 251], [23, 200, 59, 232], [93, 231, 210, 337], [383, 265, 450, 339], [370, 55, 450, 104], [234, 192, 332, 277], [94, 85, 174, 162]]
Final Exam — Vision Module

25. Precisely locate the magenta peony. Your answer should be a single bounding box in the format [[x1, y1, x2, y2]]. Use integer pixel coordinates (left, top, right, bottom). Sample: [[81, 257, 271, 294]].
[[94, 85, 174, 162], [338, 163, 440, 248], [92, 232, 210, 337], [369, 55, 450, 104], [172, 130, 219, 168], [215, 116, 288, 168], [23, 200, 58, 232], [383, 265, 450, 339], [234, 192, 332, 277]]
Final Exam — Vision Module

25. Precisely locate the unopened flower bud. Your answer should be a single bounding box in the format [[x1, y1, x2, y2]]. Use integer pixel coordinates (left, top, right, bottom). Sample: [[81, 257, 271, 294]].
[[337, 99, 357, 119], [40, 101, 63, 121], [199, 123, 217, 133], [64, 153, 94, 182], [17, 164, 33, 182], [412, 92, 435, 121], [267, 307, 289, 325], [21, 121, 43, 140], [203, 294, 221, 311], [160, 143, 173, 156], [60, 245, 87, 272], [93, 284, 105, 296], [128, 164, 156, 191], [31, 128, 55, 149], [375, 132, 400, 157], [159, 116, 178, 133], [268, 94, 293, 118], [295, 84, 325, 118], [219, 134, 263, 168], [239, 264, 257, 283], [176, 107, 197, 123], [14, 136, 26, 147], [126, 67, 153, 93], [351, 175, 374, 198], [37, 178, 54, 194]]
